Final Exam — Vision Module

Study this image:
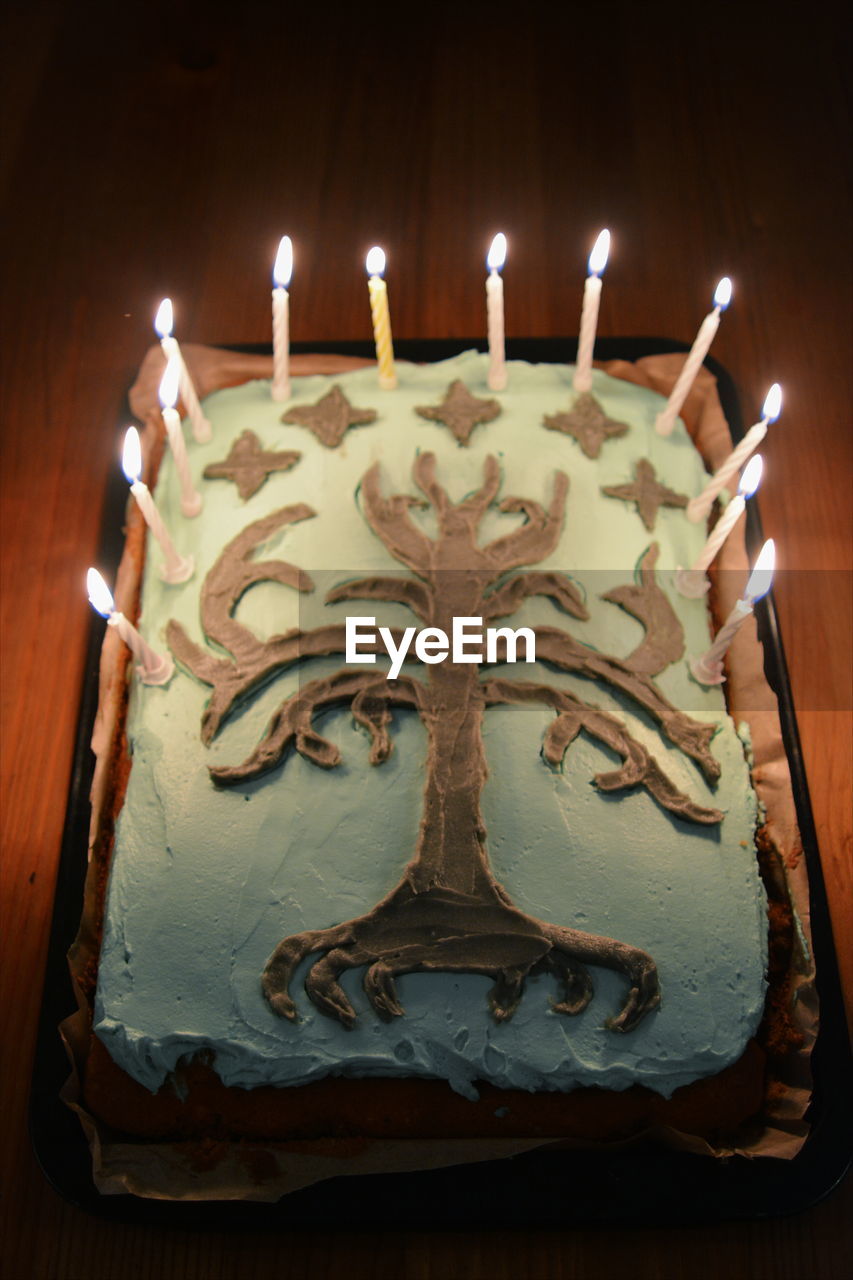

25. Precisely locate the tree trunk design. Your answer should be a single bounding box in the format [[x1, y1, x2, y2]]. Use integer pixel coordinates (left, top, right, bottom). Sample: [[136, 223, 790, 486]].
[[169, 452, 722, 1033]]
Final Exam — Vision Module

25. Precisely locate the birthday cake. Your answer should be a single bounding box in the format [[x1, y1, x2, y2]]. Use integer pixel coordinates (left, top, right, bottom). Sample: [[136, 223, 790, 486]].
[[71, 347, 809, 1196]]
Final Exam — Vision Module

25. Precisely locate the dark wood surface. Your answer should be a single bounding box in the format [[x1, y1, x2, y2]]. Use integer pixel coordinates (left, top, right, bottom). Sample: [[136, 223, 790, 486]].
[[2, 1, 850, 1275]]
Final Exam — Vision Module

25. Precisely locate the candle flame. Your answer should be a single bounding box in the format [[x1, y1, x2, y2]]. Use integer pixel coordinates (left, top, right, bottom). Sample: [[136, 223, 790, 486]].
[[273, 235, 293, 288], [745, 538, 775, 602], [87, 567, 115, 618], [159, 352, 181, 409], [588, 228, 610, 276], [366, 245, 386, 277], [713, 277, 733, 310], [762, 382, 783, 422], [738, 454, 763, 499], [487, 232, 507, 272], [154, 297, 173, 339], [122, 427, 142, 483]]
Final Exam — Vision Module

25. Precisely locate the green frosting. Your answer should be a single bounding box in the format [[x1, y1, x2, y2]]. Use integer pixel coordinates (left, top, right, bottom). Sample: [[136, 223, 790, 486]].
[[94, 352, 767, 1101]]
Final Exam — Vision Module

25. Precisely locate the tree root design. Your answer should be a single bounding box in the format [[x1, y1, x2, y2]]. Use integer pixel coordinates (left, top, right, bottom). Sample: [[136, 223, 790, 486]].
[[262, 881, 660, 1033]]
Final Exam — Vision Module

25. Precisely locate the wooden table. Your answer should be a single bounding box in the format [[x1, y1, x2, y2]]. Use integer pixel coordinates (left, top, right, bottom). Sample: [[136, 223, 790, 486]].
[[2, 2, 850, 1275]]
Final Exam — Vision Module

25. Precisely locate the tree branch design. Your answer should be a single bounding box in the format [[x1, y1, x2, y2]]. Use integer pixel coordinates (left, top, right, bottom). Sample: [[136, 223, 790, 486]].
[[170, 452, 724, 1034]]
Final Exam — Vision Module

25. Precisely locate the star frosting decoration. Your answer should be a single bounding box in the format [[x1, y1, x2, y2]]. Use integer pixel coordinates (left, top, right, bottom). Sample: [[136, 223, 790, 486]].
[[203, 430, 301, 500], [601, 458, 688, 531], [543, 392, 629, 459], [281, 385, 377, 448], [415, 380, 502, 446]]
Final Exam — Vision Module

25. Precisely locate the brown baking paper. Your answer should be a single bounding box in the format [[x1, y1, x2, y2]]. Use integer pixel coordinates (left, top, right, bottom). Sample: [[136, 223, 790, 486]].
[[60, 347, 816, 1201]]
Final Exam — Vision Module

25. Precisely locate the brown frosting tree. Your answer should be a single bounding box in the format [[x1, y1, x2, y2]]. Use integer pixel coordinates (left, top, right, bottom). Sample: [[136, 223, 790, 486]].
[[168, 453, 722, 1034]]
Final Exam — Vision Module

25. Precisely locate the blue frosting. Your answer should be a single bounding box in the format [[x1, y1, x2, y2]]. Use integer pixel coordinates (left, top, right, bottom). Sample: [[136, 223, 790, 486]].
[[94, 353, 767, 1099]]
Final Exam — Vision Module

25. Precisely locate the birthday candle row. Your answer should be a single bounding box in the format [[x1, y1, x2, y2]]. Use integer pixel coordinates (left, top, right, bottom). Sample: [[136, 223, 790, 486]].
[[163, 230, 785, 515], [267, 232, 765, 432], [87, 230, 782, 686], [145, 286, 786, 603], [264, 226, 784, 653]]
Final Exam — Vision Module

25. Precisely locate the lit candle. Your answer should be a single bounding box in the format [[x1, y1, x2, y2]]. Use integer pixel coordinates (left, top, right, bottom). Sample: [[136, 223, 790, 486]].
[[159, 353, 202, 518], [486, 232, 507, 391], [656, 277, 733, 436], [154, 297, 211, 443], [122, 427, 194, 584], [688, 384, 782, 522], [271, 235, 293, 402], [690, 539, 775, 686], [676, 455, 763, 598], [87, 568, 174, 686], [365, 246, 396, 389], [573, 229, 610, 393]]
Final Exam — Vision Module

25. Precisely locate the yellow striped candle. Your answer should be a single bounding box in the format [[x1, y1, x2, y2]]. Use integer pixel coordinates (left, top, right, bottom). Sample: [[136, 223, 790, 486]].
[[366, 246, 397, 389]]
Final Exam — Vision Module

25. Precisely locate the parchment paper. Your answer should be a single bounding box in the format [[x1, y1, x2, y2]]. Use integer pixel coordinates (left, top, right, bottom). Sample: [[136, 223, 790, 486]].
[[61, 347, 816, 1200]]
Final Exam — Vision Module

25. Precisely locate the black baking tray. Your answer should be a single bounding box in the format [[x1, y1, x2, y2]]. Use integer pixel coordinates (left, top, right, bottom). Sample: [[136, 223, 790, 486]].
[[29, 337, 853, 1227]]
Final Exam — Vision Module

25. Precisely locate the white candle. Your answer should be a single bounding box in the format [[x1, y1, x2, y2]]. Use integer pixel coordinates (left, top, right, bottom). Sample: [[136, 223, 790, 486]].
[[154, 297, 211, 443], [573, 229, 610, 393], [87, 568, 173, 686], [485, 232, 507, 391], [271, 235, 293, 402], [690, 539, 775, 685], [676, 456, 763, 597], [688, 384, 782, 522], [122, 427, 194, 584], [159, 354, 202, 517], [366, 246, 397, 389], [656, 277, 733, 436]]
